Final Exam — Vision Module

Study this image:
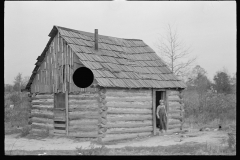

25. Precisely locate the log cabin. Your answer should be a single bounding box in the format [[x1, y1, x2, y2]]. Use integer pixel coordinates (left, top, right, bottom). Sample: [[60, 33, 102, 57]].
[[24, 25, 187, 143]]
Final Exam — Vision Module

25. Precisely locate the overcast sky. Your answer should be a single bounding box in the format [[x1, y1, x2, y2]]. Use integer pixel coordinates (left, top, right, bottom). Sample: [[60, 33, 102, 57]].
[[5, 1, 236, 85]]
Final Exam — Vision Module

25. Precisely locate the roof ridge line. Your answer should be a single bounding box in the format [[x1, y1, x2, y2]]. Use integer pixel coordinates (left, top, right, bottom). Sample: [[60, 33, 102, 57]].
[[55, 25, 143, 42]]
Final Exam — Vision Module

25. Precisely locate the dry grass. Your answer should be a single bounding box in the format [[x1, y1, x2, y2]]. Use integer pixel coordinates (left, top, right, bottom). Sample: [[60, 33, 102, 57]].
[[5, 92, 31, 137]]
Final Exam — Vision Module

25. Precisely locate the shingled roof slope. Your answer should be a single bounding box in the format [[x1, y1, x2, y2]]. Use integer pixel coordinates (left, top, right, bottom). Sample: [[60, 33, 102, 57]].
[[26, 25, 186, 90]]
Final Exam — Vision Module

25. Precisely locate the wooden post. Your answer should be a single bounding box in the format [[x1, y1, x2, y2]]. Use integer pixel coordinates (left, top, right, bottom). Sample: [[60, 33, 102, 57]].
[[65, 86, 69, 135], [69, 48, 71, 93], [165, 90, 169, 130], [179, 90, 183, 130], [65, 41, 69, 135], [67, 45, 70, 83], [71, 49, 73, 92], [62, 43, 64, 91], [54, 36, 58, 93], [152, 89, 156, 135], [65, 43, 67, 92]]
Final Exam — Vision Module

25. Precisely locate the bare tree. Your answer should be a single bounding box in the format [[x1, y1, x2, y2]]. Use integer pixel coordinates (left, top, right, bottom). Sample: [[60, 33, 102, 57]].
[[13, 73, 30, 92], [156, 24, 196, 80]]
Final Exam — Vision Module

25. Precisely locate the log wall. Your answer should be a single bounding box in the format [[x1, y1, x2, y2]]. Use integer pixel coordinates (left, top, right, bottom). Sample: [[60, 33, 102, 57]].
[[68, 90, 99, 138], [29, 94, 54, 135], [100, 88, 153, 143], [167, 90, 184, 133]]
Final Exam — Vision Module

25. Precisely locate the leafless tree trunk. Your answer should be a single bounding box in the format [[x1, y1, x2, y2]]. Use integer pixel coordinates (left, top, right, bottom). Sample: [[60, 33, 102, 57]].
[[156, 24, 196, 80]]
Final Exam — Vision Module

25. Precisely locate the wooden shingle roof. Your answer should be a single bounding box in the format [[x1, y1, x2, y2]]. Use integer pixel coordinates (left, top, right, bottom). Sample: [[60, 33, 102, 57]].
[[26, 25, 186, 90]]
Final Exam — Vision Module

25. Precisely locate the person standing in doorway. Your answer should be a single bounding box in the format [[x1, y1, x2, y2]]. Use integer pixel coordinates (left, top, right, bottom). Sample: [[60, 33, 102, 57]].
[[156, 100, 167, 135]]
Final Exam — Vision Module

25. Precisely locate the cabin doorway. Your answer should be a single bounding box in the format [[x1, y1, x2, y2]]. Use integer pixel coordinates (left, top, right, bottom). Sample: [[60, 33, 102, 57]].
[[53, 93, 66, 135], [153, 90, 167, 135]]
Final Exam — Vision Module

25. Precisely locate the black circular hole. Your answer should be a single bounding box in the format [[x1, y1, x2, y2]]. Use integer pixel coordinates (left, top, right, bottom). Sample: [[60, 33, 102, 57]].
[[72, 67, 94, 88]]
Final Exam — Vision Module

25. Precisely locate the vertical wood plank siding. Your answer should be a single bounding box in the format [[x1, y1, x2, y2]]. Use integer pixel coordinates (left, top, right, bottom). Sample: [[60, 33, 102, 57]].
[[30, 32, 79, 94]]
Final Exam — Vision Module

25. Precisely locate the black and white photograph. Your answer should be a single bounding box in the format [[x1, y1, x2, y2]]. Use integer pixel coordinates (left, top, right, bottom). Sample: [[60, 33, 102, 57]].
[[4, 1, 236, 155]]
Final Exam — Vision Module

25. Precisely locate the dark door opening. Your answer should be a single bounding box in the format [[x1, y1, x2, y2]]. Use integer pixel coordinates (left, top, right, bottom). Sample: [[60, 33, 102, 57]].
[[54, 93, 66, 131], [54, 93, 65, 109], [156, 91, 165, 129]]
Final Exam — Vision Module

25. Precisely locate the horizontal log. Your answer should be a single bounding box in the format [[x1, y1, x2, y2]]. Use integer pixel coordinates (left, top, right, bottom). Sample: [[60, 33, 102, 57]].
[[30, 128, 54, 135], [54, 123, 66, 128], [69, 111, 99, 120], [168, 94, 180, 99], [31, 122, 54, 130], [168, 108, 181, 112], [54, 117, 66, 122], [167, 123, 181, 130], [53, 129, 66, 134], [168, 91, 180, 96], [107, 108, 152, 114], [69, 119, 98, 126], [31, 109, 53, 114], [168, 115, 183, 121], [168, 119, 181, 125], [53, 133, 65, 136], [68, 99, 98, 105], [30, 117, 54, 124], [106, 104, 152, 109], [68, 94, 98, 100], [32, 99, 54, 105], [68, 131, 98, 137], [106, 120, 152, 128], [106, 101, 152, 108], [32, 94, 54, 100], [106, 126, 153, 134], [168, 110, 183, 114], [32, 106, 54, 112], [69, 125, 98, 132], [32, 105, 54, 111], [101, 132, 152, 143], [106, 96, 152, 103], [30, 128, 46, 135], [168, 99, 183, 103], [107, 114, 152, 122], [69, 104, 99, 112], [106, 89, 151, 97], [168, 102, 182, 108], [31, 112, 54, 119], [54, 116, 65, 120]]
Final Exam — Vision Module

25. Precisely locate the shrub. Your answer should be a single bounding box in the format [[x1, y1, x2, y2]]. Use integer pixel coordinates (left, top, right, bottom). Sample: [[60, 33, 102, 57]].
[[9, 92, 21, 105], [183, 90, 236, 124], [227, 132, 236, 151], [4, 92, 31, 126], [20, 125, 31, 137]]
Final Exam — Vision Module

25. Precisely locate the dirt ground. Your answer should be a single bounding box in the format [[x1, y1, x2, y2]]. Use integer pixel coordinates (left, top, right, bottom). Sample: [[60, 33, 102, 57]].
[[5, 129, 228, 152]]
